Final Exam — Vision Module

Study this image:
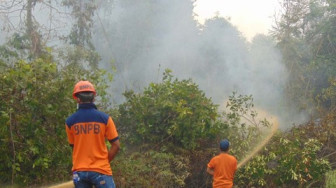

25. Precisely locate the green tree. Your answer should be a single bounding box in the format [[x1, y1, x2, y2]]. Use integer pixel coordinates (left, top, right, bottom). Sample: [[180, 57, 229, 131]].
[[116, 69, 219, 150], [0, 0, 42, 57], [115, 72, 274, 187], [62, 0, 101, 69], [272, 0, 336, 114], [222, 92, 271, 161], [62, 0, 97, 49], [0, 37, 112, 186]]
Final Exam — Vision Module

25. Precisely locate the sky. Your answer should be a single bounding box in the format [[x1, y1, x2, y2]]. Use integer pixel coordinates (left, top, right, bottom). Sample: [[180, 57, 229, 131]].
[[193, 0, 282, 40]]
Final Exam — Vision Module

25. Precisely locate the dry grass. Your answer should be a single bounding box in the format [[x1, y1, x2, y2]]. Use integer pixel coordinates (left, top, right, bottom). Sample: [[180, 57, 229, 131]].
[[326, 170, 336, 188]]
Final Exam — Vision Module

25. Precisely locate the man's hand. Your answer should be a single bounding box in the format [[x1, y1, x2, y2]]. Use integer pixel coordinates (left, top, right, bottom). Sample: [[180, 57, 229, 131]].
[[108, 140, 120, 162], [207, 167, 214, 175]]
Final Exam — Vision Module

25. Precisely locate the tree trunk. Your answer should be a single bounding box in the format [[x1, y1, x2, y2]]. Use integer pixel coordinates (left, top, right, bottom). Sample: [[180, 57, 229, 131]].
[[26, 0, 41, 57]]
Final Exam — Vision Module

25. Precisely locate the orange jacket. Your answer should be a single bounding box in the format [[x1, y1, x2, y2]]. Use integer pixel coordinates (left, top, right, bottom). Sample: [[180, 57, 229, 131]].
[[66, 103, 119, 175], [208, 153, 237, 188]]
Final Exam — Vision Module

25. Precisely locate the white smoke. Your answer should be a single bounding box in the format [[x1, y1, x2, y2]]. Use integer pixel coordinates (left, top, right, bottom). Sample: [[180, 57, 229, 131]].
[[0, 0, 308, 128], [92, 0, 308, 128]]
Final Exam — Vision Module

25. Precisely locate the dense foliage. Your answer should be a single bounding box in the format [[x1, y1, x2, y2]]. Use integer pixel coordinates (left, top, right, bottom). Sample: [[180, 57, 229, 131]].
[[0, 0, 335, 187], [112, 72, 276, 187], [116, 69, 219, 150], [236, 133, 330, 187], [272, 0, 336, 114], [113, 151, 189, 188], [112, 70, 220, 187], [0, 35, 112, 186]]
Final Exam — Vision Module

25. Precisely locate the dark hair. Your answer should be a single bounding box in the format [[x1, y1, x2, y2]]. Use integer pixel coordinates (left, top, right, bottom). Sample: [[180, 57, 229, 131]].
[[76, 92, 95, 103], [220, 146, 230, 152]]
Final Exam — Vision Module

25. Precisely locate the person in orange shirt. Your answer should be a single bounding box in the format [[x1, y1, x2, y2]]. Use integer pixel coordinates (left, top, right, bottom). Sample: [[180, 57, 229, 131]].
[[207, 139, 237, 188], [66, 81, 120, 188]]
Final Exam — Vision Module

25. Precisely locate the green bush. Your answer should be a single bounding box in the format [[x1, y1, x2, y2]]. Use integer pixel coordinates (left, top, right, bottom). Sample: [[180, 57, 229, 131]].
[[0, 44, 112, 186], [113, 150, 189, 188], [326, 170, 336, 188], [236, 131, 331, 187], [115, 77, 274, 187], [116, 69, 219, 150]]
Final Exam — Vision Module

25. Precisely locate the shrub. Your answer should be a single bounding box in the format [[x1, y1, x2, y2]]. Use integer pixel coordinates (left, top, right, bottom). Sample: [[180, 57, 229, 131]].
[[113, 150, 189, 188], [116, 69, 219, 150], [0, 47, 112, 186], [326, 170, 336, 188]]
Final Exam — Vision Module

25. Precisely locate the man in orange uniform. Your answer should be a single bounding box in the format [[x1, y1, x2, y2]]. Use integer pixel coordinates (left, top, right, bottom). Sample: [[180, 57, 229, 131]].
[[66, 81, 120, 188], [207, 139, 237, 188]]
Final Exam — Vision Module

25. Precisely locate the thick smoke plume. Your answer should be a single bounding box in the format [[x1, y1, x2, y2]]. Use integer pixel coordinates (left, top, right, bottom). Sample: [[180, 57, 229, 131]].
[[92, 0, 307, 128], [0, 0, 307, 128]]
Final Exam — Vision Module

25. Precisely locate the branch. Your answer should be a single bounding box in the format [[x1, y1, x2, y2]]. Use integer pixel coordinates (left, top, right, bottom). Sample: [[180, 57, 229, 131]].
[[306, 180, 318, 188], [0, 0, 24, 10], [40, 0, 72, 15], [153, 135, 173, 150], [9, 111, 16, 184], [241, 114, 259, 127], [323, 150, 336, 158]]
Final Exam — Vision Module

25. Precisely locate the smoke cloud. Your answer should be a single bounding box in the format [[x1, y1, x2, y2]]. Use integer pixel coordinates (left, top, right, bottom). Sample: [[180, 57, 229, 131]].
[[0, 0, 307, 128], [92, 0, 307, 128]]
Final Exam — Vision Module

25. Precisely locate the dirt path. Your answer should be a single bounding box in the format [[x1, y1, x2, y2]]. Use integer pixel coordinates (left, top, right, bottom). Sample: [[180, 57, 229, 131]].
[[48, 181, 73, 188]]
